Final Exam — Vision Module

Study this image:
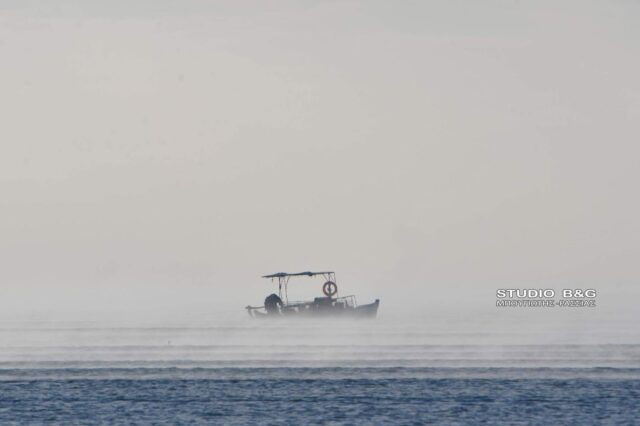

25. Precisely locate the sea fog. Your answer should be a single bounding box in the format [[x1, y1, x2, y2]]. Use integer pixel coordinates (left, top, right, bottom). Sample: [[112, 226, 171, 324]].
[[2, 301, 638, 373], [2, 290, 639, 424]]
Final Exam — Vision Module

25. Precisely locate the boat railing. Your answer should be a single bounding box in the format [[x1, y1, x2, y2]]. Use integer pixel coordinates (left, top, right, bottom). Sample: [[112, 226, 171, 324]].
[[284, 295, 357, 308], [336, 295, 357, 308]]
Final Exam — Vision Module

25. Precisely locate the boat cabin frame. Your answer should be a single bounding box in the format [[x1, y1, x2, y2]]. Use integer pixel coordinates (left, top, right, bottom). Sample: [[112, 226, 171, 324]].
[[262, 271, 336, 304]]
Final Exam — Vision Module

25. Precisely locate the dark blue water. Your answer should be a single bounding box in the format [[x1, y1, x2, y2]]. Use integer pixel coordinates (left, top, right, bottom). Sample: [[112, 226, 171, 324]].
[[1, 320, 639, 424], [1, 369, 639, 425]]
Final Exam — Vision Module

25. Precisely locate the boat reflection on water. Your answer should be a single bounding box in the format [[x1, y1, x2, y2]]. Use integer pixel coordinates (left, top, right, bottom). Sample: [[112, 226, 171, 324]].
[[245, 271, 379, 318]]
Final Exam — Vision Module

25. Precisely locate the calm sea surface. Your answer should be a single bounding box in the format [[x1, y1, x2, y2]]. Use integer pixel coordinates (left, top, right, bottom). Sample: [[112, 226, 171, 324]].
[[1, 317, 639, 425]]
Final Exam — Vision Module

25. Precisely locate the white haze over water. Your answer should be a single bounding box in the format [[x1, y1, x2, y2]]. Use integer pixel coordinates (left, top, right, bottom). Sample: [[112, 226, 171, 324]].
[[1, 316, 640, 384]]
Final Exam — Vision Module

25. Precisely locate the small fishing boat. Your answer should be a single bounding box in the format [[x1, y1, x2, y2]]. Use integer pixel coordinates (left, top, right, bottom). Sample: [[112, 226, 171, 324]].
[[245, 271, 379, 318]]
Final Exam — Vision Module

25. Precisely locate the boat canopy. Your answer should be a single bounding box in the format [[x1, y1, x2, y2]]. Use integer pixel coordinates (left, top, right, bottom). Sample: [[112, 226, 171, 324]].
[[262, 271, 334, 279], [261, 271, 338, 305]]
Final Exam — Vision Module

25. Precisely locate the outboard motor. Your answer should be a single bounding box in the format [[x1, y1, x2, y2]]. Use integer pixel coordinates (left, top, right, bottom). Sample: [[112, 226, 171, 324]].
[[264, 293, 283, 315]]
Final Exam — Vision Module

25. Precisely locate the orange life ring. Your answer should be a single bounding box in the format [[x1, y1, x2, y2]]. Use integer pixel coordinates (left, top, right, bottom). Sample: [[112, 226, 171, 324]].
[[323, 281, 338, 297]]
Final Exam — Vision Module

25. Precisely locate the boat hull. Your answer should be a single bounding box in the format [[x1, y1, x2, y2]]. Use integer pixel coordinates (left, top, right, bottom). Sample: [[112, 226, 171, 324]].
[[354, 299, 380, 318], [247, 298, 380, 319]]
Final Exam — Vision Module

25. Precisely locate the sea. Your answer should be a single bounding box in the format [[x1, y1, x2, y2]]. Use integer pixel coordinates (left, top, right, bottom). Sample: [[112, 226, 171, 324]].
[[1, 312, 639, 425]]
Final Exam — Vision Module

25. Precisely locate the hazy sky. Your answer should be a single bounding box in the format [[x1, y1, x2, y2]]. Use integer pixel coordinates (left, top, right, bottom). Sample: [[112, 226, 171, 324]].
[[1, 1, 638, 318]]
